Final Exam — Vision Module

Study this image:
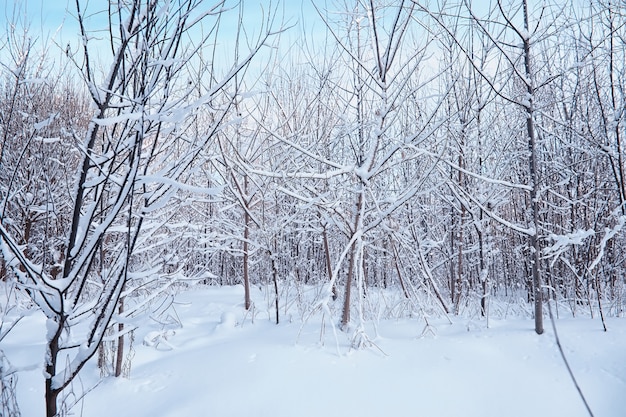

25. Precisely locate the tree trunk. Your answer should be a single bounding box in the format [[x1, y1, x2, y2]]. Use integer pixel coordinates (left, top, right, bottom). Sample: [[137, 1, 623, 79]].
[[522, 0, 543, 335], [607, 4, 626, 214], [243, 176, 251, 310], [115, 296, 125, 377], [341, 242, 357, 329], [455, 205, 464, 314], [269, 247, 280, 325], [45, 384, 58, 417], [243, 211, 251, 310], [322, 226, 337, 300], [341, 189, 364, 329], [391, 240, 410, 299], [45, 319, 62, 417], [478, 226, 488, 317]]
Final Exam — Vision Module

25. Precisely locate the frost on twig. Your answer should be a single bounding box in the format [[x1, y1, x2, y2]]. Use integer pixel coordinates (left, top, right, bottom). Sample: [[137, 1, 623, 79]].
[[0, 350, 20, 417]]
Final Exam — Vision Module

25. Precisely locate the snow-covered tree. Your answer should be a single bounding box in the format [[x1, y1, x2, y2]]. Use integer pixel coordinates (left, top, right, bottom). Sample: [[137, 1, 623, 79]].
[[0, 0, 278, 415]]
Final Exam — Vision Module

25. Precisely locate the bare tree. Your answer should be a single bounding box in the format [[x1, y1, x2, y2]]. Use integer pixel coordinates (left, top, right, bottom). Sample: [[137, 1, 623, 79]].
[[0, 0, 277, 415], [418, 0, 558, 333], [238, 1, 453, 344]]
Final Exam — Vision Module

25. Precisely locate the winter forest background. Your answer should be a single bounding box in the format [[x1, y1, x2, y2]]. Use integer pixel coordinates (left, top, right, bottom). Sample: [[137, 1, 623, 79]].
[[0, 1, 625, 416]]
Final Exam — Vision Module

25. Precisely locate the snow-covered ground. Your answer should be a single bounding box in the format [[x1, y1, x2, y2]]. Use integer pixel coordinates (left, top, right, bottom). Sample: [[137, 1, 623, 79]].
[[3, 285, 625, 417]]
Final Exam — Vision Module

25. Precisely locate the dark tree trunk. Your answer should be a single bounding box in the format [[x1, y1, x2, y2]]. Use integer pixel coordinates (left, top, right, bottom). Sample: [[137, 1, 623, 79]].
[[521, 0, 543, 335]]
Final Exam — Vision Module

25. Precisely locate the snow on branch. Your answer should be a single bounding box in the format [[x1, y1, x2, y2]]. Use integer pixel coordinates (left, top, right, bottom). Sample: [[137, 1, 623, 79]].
[[589, 215, 626, 272], [543, 229, 594, 256]]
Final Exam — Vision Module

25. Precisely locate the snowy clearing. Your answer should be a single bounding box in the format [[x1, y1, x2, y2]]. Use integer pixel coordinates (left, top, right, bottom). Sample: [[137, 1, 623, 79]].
[[3, 285, 625, 417]]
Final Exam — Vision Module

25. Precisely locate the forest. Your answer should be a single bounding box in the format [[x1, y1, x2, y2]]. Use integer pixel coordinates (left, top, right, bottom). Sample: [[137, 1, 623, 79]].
[[0, 1, 625, 416]]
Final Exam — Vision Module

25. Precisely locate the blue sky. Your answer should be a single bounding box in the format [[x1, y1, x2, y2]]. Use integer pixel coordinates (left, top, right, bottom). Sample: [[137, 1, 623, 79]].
[[0, 0, 335, 79], [1, 0, 324, 50], [2, 0, 73, 39]]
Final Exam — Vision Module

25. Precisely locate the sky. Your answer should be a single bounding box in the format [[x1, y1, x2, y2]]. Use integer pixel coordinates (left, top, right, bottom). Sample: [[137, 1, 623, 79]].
[[0, 0, 343, 89], [0, 0, 326, 56], [2, 0, 73, 43]]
